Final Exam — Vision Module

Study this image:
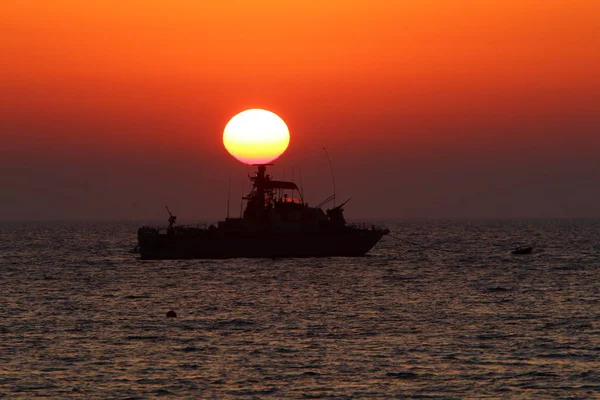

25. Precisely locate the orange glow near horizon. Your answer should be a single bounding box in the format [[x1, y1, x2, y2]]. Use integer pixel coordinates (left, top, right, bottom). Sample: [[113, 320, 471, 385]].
[[223, 109, 290, 165]]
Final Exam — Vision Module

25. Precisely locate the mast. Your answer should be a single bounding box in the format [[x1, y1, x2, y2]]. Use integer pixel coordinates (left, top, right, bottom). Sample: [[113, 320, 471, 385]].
[[256, 164, 266, 215], [251, 164, 272, 217]]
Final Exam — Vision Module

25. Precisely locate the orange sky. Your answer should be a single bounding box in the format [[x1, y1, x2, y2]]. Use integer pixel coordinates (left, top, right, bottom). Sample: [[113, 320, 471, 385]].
[[1, 0, 599, 219]]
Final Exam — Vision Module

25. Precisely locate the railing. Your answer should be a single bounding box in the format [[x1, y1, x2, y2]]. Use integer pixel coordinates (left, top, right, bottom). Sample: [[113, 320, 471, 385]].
[[347, 222, 388, 231], [144, 223, 210, 234]]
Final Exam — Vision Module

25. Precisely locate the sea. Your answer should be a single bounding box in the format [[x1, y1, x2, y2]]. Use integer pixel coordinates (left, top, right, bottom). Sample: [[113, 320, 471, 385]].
[[1, 219, 599, 399]]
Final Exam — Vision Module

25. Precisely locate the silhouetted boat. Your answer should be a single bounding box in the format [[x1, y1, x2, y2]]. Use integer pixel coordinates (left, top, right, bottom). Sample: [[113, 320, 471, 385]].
[[137, 164, 389, 259], [511, 246, 533, 255]]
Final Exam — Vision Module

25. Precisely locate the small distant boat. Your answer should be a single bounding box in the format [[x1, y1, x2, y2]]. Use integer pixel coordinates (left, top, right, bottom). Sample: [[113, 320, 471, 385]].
[[511, 246, 533, 255]]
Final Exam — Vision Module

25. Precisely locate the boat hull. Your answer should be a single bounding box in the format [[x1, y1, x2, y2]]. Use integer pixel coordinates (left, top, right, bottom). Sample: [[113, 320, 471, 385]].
[[138, 230, 386, 260]]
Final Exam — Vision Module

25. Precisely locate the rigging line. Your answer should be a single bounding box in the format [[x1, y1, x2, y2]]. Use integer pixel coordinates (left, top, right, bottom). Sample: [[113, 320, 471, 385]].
[[297, 165, 305, 203], [322, 147, 336, 207], [387, 233, 464, 254]]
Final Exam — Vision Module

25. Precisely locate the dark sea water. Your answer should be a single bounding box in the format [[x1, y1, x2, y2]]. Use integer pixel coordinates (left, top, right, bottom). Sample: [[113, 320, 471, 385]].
[[1, 220, 599, 399]]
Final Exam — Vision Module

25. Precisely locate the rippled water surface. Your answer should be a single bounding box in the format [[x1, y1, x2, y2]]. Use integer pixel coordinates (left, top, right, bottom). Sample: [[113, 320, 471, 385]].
[[1, 220, 600, 398]]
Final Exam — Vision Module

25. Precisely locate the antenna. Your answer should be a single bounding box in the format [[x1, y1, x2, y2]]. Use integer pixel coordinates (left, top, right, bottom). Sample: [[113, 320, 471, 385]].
[[281, 166, 285, 200], [227, 178, 231, 219], [298, 166, 305, 203], [292, 165, 295, 201], [323, 147, 336, 207], [239, 178, 244, 218]]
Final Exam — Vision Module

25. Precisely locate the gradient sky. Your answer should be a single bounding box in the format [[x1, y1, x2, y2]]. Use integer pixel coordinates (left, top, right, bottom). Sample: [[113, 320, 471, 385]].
[[1, 0, 599, 220]]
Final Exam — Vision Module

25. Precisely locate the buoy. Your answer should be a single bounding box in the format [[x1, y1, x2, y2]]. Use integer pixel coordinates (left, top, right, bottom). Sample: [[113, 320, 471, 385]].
[[166, 310, 177, 318]]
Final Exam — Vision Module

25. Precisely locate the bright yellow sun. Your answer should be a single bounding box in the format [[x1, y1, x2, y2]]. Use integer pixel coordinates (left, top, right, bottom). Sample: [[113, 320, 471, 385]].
[[223, 109, 290, 165]]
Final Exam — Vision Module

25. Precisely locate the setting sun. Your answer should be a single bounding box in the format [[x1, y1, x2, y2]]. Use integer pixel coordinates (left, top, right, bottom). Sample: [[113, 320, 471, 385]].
[[223, 109, 290, 165]]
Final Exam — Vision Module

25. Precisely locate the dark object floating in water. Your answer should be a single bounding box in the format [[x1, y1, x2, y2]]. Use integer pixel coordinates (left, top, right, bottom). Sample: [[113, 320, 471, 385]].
[[487, 286, 510, 292], [137, 164, 389, 259], [512, 246, 533, 255], [166, 310, 177, 318], [386, 372, 418, 379]]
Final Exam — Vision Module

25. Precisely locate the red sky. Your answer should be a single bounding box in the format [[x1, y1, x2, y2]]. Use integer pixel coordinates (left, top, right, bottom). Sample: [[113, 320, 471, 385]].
[[1, 0, 599, 220]]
